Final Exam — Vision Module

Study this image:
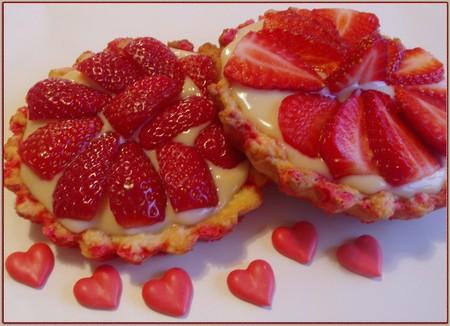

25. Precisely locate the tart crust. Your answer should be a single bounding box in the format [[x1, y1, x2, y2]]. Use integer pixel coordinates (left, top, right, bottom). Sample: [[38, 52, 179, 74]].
[[4, 107, 264, 263], [216, 79, 447, 223]]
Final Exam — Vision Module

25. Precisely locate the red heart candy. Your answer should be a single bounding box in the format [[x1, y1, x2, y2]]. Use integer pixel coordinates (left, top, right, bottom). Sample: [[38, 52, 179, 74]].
[[227, 259, 275, 307], [6, 242, 54, 288], [73, 264, 122, 310], [336, 235, 383, 278], [272, 221, 318, 264], [142, 268, 193, 317]]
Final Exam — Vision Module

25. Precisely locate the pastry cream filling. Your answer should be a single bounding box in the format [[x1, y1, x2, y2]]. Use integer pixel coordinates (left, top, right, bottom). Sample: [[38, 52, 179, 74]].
[[222, 21, 446, 197], [20, 49, 249, 235]]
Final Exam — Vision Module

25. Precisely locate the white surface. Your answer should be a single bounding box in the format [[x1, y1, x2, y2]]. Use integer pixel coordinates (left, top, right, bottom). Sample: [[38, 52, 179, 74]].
[[3, 3, 447, 323]]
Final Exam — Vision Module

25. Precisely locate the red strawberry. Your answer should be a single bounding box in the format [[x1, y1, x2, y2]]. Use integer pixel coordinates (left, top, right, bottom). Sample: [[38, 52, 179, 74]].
[[362, 90, 440, 186], [103, 76, 181, 137], [237, 19, 256, 29], [168, 39, 194, 52], [53, 132, 120, 220], [386, 38, 404, 81], [18, 117, 103, 180], [180, 55, 218, 93], [139, 96, 216, 150], [263, 8, 343, 52], [390, 47, 444, 85], [107, 142, 166, 228], [321, 91, 375, 179], [224, 30, 324, 91], [219, 28, 238, 47], [269, 31, 344, 77], [405, 84, 447, 106], [395, 86, 447, 155], [106, 37, 132, 56], [195, 122, 245, 169], [124, 37, 185, 89], [326, 34, 389, 93], [312, 9, 379, 47], [26, 78, 110, 120], [279, 93, 338, 158], [77, 50, 145, 93], [157, 142, 218, 212], [219, 19, 256, 47]]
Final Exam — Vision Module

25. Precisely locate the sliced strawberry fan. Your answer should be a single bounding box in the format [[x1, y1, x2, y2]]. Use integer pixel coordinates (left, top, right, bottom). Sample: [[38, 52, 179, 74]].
[[219, 7, 447, 222]]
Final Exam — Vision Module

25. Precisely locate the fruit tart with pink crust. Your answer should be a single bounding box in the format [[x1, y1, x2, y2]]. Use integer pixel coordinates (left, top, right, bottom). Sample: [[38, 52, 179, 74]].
[[4, 37, 263, 263], [216, 8, 447, 222]]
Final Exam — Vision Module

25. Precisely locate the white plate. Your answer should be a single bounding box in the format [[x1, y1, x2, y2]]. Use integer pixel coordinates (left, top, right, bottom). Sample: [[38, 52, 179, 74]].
[[3, 3, 447, 323]]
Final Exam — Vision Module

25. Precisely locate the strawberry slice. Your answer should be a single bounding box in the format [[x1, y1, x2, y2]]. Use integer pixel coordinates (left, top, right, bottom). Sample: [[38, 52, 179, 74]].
[[180, 55, 218, 93], [53, 132, 120, 220], [390, 47, 444, 85], [320, 91, 375, 179], [279, 32, 344, 77], [386, 38, 404, 81], [326, 34, 389, 93], [219, 28, 238, 47], [279, 93, 339, 158], [124, 37, 185, 90], [77, 50, 145, 93], [263, 8, 343, 52], [168, 39, 194, 52], [224, 30, 324, 91], [26, 78, 110, 120], [195, 122, 245, 169], [107, 142, 166, 228], [139, 96, 216, 150], [362, 90, 440, 186], [395, 86, 447, 155], [219, 19, 255, 47], [405, 84, 447, 106], [103, 76, 181, 137], [312, 9, 380, 47], [18, 117, 103, 180], [238, 29, 343, 77], [106, 37, 132, 56], [157, 142, 218, 212]]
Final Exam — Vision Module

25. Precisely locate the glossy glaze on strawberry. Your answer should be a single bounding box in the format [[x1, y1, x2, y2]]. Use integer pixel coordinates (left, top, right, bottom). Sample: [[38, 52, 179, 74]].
[[19, 117, 103, 180], [103, 76, 180, 137], [139, 96, 216, 150], [180, 55, 218, 93], [107, 142, 166, 228], [53, 132, 120, 220], [77, 50, 145, 93], [14, 36, 251, 238], [27, 78, 110, 120], [219, 7, 446, 218], [195, 122, 245, 169], [124, 37, 185, 90], [158, 142, 218, 212]]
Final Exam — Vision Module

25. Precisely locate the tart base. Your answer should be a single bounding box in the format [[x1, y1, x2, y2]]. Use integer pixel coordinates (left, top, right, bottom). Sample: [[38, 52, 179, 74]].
[[215, 79, 446, 223], [4, 107, 264, 263]]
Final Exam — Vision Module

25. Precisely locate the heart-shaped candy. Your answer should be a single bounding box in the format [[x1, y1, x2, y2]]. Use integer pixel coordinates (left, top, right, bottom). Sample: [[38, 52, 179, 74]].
[[336, 235, 383, 278], [73, 264, 122, 309], [227, 259, 274, 307], [272, 221, 318, 264], [6, 242, 54, 288], [142, 268, 193, 317]]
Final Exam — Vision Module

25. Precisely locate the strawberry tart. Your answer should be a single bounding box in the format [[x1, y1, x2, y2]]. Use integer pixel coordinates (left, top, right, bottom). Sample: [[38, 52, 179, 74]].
[[216, 8, 447, 222], [4, 37, 263, 263]]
